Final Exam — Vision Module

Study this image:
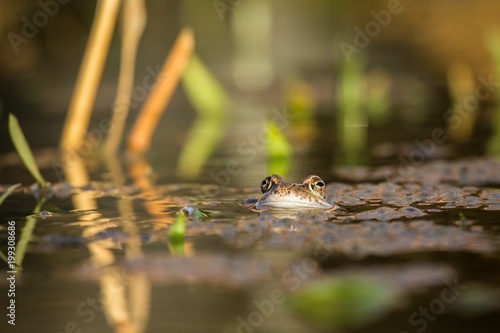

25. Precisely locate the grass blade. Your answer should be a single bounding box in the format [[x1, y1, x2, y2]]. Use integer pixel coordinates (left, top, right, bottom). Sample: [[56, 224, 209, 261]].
[[169, 213, 186, 243], [266, 120, 292, 177], [176, 54, 230, 178], [168, 213, 186, 256], [15, 198, 45, 270], [8, 114, 47, 186], [0, 183, 21, 206]]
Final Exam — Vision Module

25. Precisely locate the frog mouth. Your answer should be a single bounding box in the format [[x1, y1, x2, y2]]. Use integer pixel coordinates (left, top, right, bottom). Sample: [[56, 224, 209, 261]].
[[256, 196, 335, 210]]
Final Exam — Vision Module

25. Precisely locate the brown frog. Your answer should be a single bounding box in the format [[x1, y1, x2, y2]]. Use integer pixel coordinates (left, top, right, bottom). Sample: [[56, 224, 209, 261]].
[[242, 174, 337, 212]]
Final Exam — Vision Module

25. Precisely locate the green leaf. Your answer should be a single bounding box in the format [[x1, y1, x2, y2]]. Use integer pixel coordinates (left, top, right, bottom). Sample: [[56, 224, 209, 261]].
[[180, 206, 211, 220], [336, 56, 369, 165], [16, 198, 45, 270], [288, 277, 401, 329], [168, 213, 186, 256], [182, 54, 230, 118], [8, 114, 47, 186], [0, 183, 21, 206], [486, 33, 500, 157], [458, 212, 467, 222], [266, 120, 292, 159], [169, 213, 186, 243], [266, 120, 292, 177], [177, 55, 230, 178]]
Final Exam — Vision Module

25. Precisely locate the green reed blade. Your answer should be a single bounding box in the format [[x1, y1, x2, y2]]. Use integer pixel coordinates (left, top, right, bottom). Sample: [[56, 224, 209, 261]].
[[177, 55, 230, 179], [288, 277, 401, 329], [486, 32, 500, 156], [169, 213, 186, 242], [266, 120, 292, 177], [15, 198, 45, 270], [0, 183, 21, 206], [168, 213, 186, 256], [8, 114, 47, 186]]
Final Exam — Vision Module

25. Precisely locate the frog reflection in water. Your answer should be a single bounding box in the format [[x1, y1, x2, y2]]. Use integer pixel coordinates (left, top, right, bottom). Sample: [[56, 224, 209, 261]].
[[242, 174, 338, 212]]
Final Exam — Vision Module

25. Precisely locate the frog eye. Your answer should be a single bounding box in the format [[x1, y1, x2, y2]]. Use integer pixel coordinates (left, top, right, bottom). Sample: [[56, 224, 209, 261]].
[[309, 177, 326, 196], [260, 177, 272, 193], [315, 181, 325, 188]]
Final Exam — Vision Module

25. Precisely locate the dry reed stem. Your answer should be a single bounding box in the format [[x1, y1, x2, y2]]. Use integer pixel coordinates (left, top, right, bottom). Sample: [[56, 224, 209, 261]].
[[128, 158, 177, 225], [104, 0, 147, 154], [127, 28, 195, 154], [60, 0, 121, 151]]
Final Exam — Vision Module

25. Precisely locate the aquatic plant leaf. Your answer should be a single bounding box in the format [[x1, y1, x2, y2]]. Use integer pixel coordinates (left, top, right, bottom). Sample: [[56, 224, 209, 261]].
[[168, 213, 186, 256], [177, 55, 229, 178], [182, 54, 229, 118], [336, 55, 368, 165], [486, 33, 500, 157], [181, 206, 211, 220], [169, 213, 186, 243], [15, 198, 45, 270], [0, 183, 21, 206], [288, 277, 400, 329], [176, 117, 227, 179], [266, 121, 292, 158], [8, 114, 47, 186], [285, 82, 317, 142], [266, 120, 292, 177], [458, 212, 467, 222]]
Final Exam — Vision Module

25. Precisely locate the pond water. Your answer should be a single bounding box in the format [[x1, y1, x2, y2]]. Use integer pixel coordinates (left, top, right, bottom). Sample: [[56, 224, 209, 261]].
[[2, 1, 500, 332], [1, 138, 500, 332]]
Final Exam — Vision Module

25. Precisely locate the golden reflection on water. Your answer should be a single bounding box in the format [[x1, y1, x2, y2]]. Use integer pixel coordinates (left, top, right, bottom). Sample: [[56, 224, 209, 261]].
[[62, 151, 154, 333]]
